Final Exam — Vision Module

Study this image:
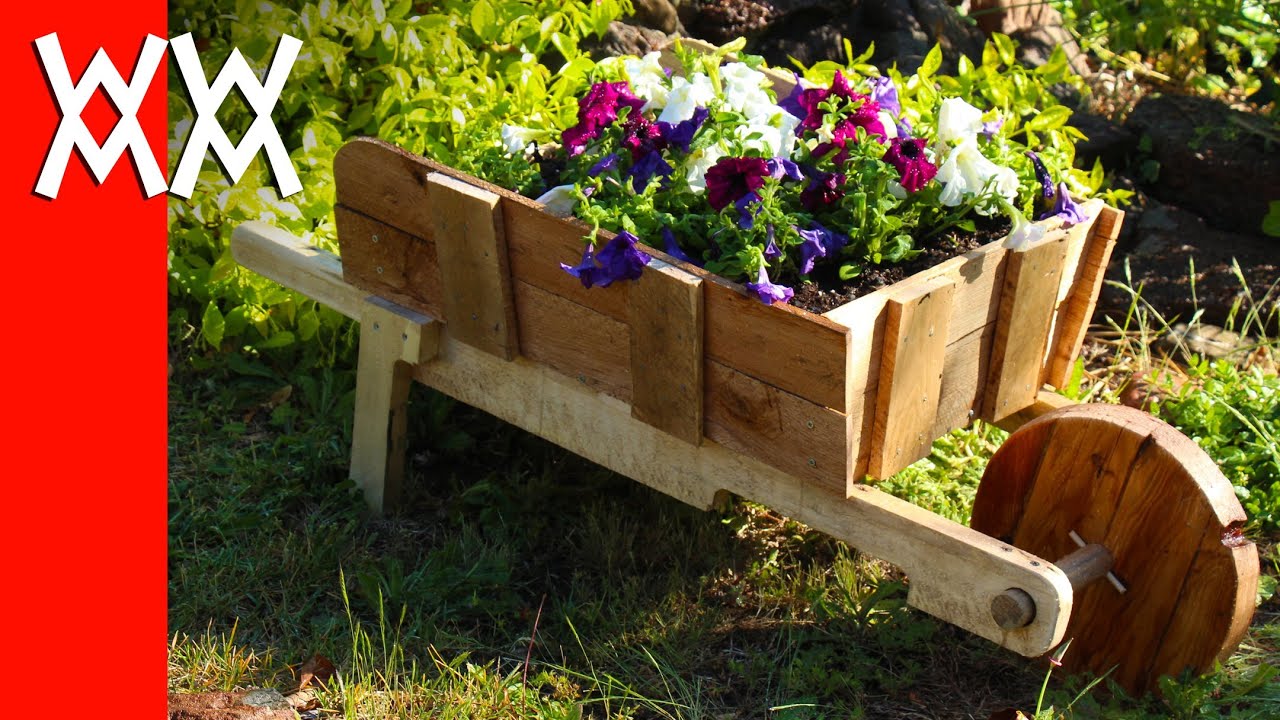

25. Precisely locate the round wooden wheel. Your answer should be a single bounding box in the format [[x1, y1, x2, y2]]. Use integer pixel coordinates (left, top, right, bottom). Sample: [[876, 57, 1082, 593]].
[[972, 404, 1259, 693]]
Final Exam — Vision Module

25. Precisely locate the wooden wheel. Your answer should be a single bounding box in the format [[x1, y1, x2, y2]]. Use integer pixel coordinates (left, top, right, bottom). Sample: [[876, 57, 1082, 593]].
[[972, 404, 1259, 693]]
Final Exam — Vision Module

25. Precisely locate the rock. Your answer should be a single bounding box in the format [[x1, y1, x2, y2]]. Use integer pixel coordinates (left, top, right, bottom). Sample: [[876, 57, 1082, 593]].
[[168, 690, 295, 720], [1071, 112, 1137, 171], [631, 0, 683, 34], [687, 0, 779, 45], [750, 9, 846, 68], [589, 21, 674, 58], [1125, 94, 1280, 235]]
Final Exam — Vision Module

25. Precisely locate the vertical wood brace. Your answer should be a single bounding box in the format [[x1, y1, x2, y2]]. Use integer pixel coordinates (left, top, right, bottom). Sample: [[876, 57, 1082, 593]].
[[868, 275, 956, 479], [1043, 206, 1124, 388], [984, 234, 1071, 423], [427, 172, 519, 360], [629, 259, 705, 445], [351, 297, 440, 514]]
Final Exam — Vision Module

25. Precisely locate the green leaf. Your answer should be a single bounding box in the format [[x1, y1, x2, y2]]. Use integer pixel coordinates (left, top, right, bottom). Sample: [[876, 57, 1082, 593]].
[[471, 0, 497, 43], [919, 44, 942, 79], [1025, 106, 1072, 132], [256, 331, 296, 350], [298, 308, 321, 341], [993, 33, 1017, 66], [1263, 201, 1280, 238], [201, 302, 225, 349]]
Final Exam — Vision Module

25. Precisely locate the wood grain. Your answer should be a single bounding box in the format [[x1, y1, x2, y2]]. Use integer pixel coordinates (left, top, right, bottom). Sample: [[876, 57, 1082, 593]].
[[334, 207, 441, 317], [629, 259, 704, 444], [1044, 204, 1123, 388], [513, 281, 631, 401]]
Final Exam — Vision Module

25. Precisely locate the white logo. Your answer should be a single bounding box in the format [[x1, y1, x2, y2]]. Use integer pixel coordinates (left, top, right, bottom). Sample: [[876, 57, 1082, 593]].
[[34, 32, 301, 200]]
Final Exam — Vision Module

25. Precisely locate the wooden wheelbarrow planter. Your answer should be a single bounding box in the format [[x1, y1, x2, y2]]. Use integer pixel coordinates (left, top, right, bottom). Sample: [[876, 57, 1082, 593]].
[[232, 138, 1258, 693]]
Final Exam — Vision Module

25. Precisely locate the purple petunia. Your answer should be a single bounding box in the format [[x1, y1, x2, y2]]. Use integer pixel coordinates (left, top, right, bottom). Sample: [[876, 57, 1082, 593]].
[[883, 137, 938, 193], [560, 245, 606, 288], [1026, 151, 1055, 199], [657, 106, 709, 153], [763, 225, 781, 261], [735, 192, 760, 230], [796, 221, 849, 273], [800, 170, 846, 211], [560, 231, 652, 288], [588, 153, 620, 177], [867, 76, 900, 118], [705, 156, 770, 211], [628, 150, 673, 192], [1040, 182, 1091, 227], [661, 227, 698, 266], [744, 265, 794, 305], [981, 116, 1004, 139], [767, 157, 803, 182]]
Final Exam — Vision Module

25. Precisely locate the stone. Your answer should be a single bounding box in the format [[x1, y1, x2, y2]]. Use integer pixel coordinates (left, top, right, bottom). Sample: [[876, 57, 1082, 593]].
[[168, 690, 295, 720], [631, 0, 683, 34], [1125, 93, 1280, 235], [588, 21, 674, 58]]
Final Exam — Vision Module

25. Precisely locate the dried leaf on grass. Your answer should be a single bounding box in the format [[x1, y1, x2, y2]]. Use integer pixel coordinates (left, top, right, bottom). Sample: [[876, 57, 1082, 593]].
[[296, 653, 336, 691]]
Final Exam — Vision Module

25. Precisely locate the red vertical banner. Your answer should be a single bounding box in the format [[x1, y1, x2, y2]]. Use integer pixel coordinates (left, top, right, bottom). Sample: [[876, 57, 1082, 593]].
[[2, 2, 167, 713]]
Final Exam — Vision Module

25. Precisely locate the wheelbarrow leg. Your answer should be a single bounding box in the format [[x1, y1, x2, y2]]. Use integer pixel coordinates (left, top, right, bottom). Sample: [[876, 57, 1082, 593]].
[[351, 297, 439, 513]]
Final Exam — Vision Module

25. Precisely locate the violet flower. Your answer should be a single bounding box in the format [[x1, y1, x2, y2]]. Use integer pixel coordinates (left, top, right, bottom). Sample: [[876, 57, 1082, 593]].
[[981, 116, 1004, 139], [657, 107, 709, 153], [744, 265, 794, 305], [867, 76, 901, 118], [661, 227, 698, 266], [1041, 182, 1091, 227], [796, 229, 827, 274], [807, 220, 849, 254], [594, 231, 651, 286], [763, 225, 781, 261], [883, 137, 938, 193], [628, 150, 673, 192], [800, 170, 846, 211], [705, 156, 769, 211], [1025, 151, 1054, 199], [588, 153, 619, 177], [735, 193, 759, 230], [767, 157, 803, 182], [560, 245, 606, 288], [777, 75, 807, 124]]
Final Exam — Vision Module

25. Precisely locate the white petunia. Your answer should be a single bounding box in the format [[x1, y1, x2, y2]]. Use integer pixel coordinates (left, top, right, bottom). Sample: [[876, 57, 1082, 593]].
[[535, 184, 577, 217], [936, 97, 984, 146], [1003, 207, 1047, 250], [720, 62, 773, 115], [500, 124, 538, 156], [624, 52, 670, 111], [659, 73, 715, 124], [878, 111, 898, 140], [685, 143, 727, 193], [935, 139, 1019, 212]]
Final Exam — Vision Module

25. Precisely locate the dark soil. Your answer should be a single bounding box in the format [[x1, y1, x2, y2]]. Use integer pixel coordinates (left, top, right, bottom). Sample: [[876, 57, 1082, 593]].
[[790, 215, 1012, 314]]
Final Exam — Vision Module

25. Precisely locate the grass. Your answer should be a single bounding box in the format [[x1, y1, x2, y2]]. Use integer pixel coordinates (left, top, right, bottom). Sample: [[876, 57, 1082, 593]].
[[169, 271, 1280, 718]]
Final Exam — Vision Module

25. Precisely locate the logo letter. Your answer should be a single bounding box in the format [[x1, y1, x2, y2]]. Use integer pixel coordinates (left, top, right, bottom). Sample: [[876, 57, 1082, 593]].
[[34, 33, 168, 199], [169, 33, 302, 199]]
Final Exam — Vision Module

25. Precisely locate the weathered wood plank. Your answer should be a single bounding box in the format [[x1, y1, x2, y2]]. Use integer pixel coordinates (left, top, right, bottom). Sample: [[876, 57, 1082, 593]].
[[868, 275, 956, 478], [1044, 203, 1123, 388], [334, 206, 441, 317], [513, 280, 631, 401], [427, 172, 519, 360], [630, 259, 704, 444], [983, 233, 1070, 423]]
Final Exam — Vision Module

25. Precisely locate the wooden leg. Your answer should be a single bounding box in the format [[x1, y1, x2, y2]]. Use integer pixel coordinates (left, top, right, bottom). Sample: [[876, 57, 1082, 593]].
[[351, 297, 440, 514]]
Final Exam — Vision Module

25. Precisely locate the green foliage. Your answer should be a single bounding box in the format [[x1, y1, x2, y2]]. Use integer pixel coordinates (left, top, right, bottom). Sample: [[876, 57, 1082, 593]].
[[168, 0, 629, 367], [1153, 357, 1280, 530]]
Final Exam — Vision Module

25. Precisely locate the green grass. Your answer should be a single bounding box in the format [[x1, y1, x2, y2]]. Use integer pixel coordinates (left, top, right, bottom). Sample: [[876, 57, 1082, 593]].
[[168, 328, 1280, 718]]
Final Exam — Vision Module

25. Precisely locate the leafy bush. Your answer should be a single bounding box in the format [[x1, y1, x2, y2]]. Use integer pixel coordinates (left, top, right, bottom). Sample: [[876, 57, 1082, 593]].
[[1153, 357, 1280, 530], [167, 0, 630, 365]]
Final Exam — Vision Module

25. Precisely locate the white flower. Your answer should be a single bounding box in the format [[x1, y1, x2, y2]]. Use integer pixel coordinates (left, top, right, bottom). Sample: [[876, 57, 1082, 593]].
[[535, 184, 577, 217], [720, 62, 773, 115], [624, 52, 670, 110], [500, 124, 538, 156], [936, 97, 984, 146], [878, 111, 898, 140], [658, 73, 715, 125], [1003, 206, 1046, 250], [685, 143, 727, 193], [936, 139, 1019, 212]]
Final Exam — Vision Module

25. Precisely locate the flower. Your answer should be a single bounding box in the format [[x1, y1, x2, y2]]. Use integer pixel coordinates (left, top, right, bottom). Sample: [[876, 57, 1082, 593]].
[[735, 192, 759, 229], [766, 157, 803, 181], [720, 62, 773, 116], [594, 231, 652, 286], [763, 225, 781, 260], [623, 52, 669, 110], [658, 73, 715, 125], [536, 184, 578, 217], [662, 227, 698, 265], [560, 245, 606, 288], [1003, 204, 1046, 251], [563, 81, 645, 156], [1025, 151, 1054, 198], [501, 124, 538, 156], [800, 170, 846, 211], [705, 156, 769, 211], [981, 116, 1004, 139], [884, 137, 938, 193], [744, 264, 793, 305], [796, 229, 827, 274], [588, 153, 620, 177], [936, 97, 984, 146], [657, 107, 709, 153], [685, 143, 727, 193], [1041, 181, 1090, 227], [622, 114, 666, 160], [813, 99, 887, 164], [936, 139, 1019, 211], [867, 76, 900, 117], [628, 150, 674, 192]]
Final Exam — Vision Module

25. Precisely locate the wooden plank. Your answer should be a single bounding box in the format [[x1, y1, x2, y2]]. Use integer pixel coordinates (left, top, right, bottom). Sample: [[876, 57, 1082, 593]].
[[983, 233, 1070, 423], [335, 207, 441, 317], [427, 172, 519, 360], [629, 259, 704, 444], [230, 222, 364, 320], [413, 332, 1073, 659], [1044, 204, 1123, 388], [868, 275, 956, 478], [351, 297, 440, 513], [992, 389, 1077, 433], [704, 361, 849, 494], [513, 281, 631, 401]]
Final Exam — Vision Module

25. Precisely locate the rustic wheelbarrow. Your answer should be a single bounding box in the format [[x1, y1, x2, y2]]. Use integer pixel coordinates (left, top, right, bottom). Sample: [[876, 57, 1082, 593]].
[[231, 134, 1258, 693]]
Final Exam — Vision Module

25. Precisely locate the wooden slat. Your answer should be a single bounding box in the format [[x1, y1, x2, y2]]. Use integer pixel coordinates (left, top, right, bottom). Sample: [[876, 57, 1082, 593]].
[[427, 172, 519, 360], [983, 233, 1070, 423], [513, 281, 631, 401], [230, 222, 363, 320], [992, 388, 1077, 433], [629, 259, 704, 444], [335, 207, 441, 317], [1044, 204, 1123, 387], [868, 275, 956, 478]]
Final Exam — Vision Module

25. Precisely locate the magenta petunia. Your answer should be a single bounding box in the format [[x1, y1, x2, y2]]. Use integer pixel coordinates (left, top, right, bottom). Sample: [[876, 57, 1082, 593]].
[[705, 156, 770, 211], [813, 99, 887, 164], [744, 265, 794, 305], [562, 81, 646, 157], [884, 137, 938, 193], [622, 114, 666, 160], [800, 170, 846, 211]]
